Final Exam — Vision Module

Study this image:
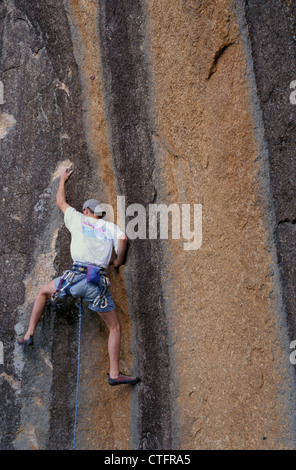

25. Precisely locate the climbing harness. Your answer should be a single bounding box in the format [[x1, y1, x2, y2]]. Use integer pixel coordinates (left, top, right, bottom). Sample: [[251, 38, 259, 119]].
[[73, 298, 84, 450], [51, 265, 110, 309]]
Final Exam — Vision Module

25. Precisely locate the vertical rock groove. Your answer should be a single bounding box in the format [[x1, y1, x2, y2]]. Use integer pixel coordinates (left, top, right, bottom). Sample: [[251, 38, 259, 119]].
[[98, 1, 173, 450], [244, 0, 296, 341]]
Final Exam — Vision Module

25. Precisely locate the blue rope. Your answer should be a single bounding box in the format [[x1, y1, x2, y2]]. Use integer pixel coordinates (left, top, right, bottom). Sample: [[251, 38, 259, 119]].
[[73, 298, 83, 450]]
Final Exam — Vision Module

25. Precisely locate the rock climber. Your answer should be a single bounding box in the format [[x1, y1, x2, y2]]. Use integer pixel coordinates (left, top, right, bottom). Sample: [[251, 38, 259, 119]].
[[18, 167, 140, 387]]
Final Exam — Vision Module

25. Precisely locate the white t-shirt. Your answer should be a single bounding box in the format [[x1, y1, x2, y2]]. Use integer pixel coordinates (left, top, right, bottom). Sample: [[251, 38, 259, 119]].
[[64, 207, 125, 268]]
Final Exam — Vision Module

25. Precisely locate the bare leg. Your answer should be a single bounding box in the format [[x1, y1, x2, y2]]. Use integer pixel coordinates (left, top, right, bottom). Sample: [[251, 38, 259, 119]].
[[97, 309, 121, 378], [23, 279, 56, 340]]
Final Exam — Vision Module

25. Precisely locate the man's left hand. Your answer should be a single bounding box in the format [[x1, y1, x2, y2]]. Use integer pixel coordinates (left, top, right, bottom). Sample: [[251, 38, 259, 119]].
[[60, 166, 74, 181]]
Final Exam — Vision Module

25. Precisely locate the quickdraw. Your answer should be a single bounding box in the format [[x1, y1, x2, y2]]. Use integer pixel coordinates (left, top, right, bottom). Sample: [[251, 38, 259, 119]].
[[51, 270, 76, 301], [93, 270, 110, 309]]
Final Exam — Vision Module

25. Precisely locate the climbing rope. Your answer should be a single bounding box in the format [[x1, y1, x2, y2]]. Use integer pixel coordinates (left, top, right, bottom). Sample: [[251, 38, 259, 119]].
[[73, 298, 84, 450], [51, 265, 111, 449]]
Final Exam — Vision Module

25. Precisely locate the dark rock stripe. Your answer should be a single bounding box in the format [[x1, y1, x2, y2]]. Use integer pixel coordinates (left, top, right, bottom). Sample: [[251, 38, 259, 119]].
[[244, 0, 296, 340], [98, 0, 173, 450]]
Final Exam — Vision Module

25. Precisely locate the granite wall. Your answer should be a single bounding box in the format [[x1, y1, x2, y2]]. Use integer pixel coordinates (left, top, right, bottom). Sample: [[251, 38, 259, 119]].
[[1, 0, 296, 450]]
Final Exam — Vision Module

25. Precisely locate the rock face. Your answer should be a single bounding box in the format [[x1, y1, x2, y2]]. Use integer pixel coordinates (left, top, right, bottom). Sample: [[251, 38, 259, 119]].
[[1, 0, 296, 450]]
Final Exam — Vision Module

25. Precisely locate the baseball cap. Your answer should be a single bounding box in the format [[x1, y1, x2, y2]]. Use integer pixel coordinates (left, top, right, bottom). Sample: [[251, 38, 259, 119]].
[[82, 199, 106, 217]]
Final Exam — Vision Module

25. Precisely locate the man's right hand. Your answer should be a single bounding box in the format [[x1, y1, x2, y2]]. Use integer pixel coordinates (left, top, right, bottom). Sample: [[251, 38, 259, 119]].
[[112, 258, 122, 269], [112, 235, 127, 269]]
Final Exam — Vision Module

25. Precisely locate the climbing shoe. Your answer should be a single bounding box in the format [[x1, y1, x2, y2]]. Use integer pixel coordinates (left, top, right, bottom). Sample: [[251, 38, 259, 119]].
[[107, 373, 140, 386], [17, 335, 34, 346]]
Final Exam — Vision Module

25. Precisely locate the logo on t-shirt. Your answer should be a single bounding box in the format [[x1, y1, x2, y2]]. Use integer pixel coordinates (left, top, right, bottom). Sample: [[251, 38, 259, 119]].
[[82, 220, 108, 240]]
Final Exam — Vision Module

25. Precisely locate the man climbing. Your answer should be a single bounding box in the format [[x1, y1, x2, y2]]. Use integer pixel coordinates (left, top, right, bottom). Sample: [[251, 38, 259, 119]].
[[18, 167, 140, 387]]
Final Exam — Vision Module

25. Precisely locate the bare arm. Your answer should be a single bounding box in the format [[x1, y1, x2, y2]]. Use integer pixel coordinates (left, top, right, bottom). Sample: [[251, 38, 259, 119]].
[[56, 167, 73, 213], [113, 234, 128, 268]]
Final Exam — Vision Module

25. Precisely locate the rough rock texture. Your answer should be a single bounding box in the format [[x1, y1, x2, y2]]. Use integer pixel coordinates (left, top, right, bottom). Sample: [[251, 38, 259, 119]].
[[245, 0, 296, 344], [1, 0, 296, 450]]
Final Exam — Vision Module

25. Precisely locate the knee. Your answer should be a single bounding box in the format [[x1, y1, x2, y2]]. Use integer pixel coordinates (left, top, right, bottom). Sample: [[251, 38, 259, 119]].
[[38, 284, 48, 296], [98, 310, 121, 334], [38, 280, 55, 298], [110, 320, 121, 335], [107, 317, 121, 335]]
